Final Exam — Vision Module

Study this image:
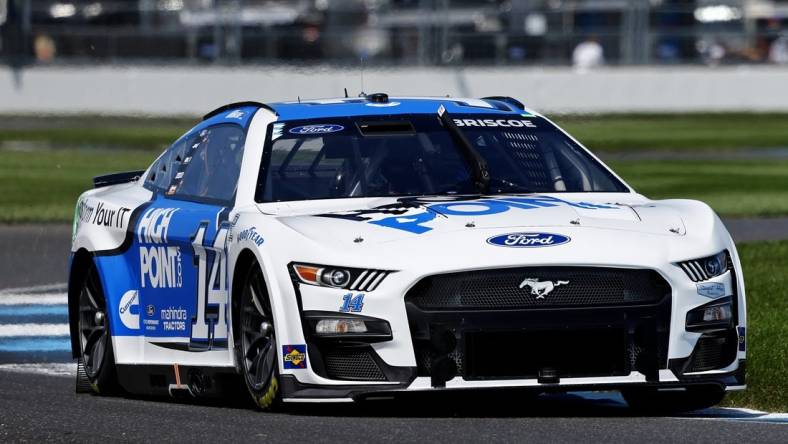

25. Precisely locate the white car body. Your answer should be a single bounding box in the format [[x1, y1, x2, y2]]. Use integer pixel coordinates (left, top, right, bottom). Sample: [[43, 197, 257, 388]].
[[68, 97, 746, 403]]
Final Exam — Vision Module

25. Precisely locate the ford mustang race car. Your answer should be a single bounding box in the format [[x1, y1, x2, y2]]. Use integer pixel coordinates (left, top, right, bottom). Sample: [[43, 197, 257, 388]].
[[69, 94, 746, 411]]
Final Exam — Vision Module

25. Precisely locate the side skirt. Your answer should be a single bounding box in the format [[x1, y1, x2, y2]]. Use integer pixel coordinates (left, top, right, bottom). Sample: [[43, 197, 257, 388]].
[[115, 364, 240, 398]]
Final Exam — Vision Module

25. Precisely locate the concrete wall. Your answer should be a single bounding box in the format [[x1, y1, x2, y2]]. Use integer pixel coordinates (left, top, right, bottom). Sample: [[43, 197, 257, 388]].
[[1, 65, 787, 115]]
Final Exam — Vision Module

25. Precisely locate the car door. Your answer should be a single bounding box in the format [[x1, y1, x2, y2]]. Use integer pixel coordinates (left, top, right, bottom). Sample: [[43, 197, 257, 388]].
[[136, 123, 246, 356]]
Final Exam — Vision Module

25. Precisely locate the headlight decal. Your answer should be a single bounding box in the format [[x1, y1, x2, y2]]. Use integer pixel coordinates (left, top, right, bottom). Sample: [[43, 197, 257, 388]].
[[290, 263, 391, 291], [678, 251, 731, 282]]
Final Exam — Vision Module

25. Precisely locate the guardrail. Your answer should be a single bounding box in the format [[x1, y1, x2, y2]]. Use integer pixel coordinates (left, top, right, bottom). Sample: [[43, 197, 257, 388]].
[[2, 65, 788, 115]]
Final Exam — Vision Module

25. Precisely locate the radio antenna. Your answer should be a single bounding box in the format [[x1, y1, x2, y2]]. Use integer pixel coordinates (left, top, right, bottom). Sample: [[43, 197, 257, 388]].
[[344, 88, 349, 98], [359, 57, 366, 97]]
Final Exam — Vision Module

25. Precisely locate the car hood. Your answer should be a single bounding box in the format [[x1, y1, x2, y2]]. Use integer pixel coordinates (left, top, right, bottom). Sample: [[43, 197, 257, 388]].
[[257, 194, 687, 246]]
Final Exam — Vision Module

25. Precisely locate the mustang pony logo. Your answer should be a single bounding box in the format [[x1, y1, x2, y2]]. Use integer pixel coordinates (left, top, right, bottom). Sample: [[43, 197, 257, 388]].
[[519, 278, 569, 299]]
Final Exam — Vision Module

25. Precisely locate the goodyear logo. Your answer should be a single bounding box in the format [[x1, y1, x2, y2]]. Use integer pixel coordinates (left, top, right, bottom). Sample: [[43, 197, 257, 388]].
[[282, 345, 307, 369]]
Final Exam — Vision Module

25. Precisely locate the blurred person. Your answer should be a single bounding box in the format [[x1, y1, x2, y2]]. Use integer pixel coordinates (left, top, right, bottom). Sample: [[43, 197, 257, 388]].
[[572, 36, 604, 71], [769, 34, 788, 65], [697, 39, 726, 66], [33, 34, 56, 62]]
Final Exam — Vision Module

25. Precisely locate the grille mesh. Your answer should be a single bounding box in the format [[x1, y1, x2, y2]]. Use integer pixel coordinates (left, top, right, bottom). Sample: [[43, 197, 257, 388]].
[[687, 331, 737, 373], [406, 267, 670, 310], [324, 348, 386, 381]]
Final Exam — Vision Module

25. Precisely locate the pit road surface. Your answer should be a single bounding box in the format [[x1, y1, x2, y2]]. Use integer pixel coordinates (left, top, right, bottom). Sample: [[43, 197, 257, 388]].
[[0, 222, 787, 442]]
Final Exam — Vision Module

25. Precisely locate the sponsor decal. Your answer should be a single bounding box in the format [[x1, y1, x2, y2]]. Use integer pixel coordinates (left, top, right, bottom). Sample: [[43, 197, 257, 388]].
[[282, 344, 307, 369], [340, 293, 364, 313], [738, 326, 746, 352], [75, 199, 130, 230], [453, 118, 536, 128], [237, 226, 264, 246], [519, 278, 569, 299], [161, 306, 188, 332], [140, 245, 182, 289], [76, 199, 95, 225], [227, 214, 241, 243], [696, 282, 726, 298], [289, 124, 344, 135], [487, 232, 571, 248], [137, 208, 178, 243], [137, 208, 182, 289], [118, 290, 140, 330], [143, 304, 159, 331], [271, 123, 286, 141], [318, 195, 616, 235], [225, 110, 245, 120]]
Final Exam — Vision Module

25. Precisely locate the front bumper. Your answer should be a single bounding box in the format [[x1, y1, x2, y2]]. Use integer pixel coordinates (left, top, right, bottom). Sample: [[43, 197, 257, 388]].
[[278, 261, 746, 403]]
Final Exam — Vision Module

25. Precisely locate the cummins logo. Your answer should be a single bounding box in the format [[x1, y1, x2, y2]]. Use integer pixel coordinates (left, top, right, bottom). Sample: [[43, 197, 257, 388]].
[[119, 290, 140, 329]]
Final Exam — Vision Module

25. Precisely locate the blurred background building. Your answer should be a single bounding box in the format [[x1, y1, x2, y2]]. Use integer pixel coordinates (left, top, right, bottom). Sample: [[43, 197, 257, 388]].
[[1, 0, 787, 66]]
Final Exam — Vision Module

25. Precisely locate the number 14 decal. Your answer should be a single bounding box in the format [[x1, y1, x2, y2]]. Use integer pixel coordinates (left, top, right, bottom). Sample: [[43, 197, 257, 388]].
[[191, 222, 229, 347], [340, 293, 364, 313]]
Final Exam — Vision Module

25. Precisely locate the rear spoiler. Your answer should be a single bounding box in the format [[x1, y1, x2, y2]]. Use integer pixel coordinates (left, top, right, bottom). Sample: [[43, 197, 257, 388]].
[[93, 170, 145, 188]]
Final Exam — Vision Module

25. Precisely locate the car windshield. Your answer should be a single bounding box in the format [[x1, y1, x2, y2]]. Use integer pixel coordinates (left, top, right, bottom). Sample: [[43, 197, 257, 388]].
[[256, 114, 628, 202]]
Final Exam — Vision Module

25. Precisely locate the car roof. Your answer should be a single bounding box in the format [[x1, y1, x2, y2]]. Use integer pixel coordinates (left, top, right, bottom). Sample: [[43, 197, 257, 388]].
[[265, 96, 535, 121]]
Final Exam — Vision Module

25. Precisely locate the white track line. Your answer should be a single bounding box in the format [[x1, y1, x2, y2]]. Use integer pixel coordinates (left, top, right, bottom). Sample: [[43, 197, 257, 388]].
[[0, 294, 68, 305], [0, 363, 76, 377], [0, 283, 68, 295], [0, 323, 70, 337], [0, 283, 68, 305]]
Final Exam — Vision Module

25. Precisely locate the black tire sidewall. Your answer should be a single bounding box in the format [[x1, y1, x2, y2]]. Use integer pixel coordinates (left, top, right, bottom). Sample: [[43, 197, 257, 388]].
[[79, 265, 119, 394], [235, 262, 280, 409]]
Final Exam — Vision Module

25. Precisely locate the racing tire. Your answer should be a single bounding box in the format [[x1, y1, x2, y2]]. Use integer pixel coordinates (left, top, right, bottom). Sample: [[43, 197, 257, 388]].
[[622, 385, 726, 413], [236, 262, 281, 410], [76, 264, 120, 394]]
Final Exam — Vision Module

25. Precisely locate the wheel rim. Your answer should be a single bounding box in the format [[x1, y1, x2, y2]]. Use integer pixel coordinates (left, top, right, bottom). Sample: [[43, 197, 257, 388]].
[[78, 268, 108, 379], [241, 269, 276, 391]]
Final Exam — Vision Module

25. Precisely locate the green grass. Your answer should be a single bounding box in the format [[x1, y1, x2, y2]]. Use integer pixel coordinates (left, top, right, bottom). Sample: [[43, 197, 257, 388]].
[[0, 115, 195, 149], [553, 113, 788, 151], [1, 113, 787, 152], [0, 148, 155, 223], [610, 160, 788, 217], [724, 241, 788, 412]]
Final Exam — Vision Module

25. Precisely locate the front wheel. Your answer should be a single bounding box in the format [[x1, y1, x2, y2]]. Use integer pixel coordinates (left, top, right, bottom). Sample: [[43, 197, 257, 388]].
[[236, 263, 280, 409], [77, 264, 119, 394], [622, 385, 726, 413]]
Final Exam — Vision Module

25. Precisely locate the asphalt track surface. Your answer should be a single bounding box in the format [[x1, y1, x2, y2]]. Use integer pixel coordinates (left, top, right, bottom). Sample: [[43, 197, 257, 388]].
[[1, 222, 787, 442]]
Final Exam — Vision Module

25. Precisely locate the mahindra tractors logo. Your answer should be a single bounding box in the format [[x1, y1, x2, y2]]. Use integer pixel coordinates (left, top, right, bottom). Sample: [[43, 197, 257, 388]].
[[519, 278, 569, 299]]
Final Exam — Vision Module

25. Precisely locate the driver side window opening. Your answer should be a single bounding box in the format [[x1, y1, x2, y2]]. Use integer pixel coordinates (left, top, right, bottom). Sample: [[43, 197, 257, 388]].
[[173, 124, 246, 204]]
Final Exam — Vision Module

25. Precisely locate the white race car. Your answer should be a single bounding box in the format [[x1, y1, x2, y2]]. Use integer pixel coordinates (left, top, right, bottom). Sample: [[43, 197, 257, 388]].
[[69, 95, 746, 411]]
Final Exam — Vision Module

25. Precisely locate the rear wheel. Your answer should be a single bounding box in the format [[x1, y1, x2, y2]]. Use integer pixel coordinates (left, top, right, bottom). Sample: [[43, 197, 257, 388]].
[[236, 263, 280, 409], [622, 385, 726, 413], [77, 265, 119, 394]]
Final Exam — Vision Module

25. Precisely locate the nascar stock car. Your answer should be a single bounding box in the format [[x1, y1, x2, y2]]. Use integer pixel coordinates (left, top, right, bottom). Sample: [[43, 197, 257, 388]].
[[69, 94, 746, 411]]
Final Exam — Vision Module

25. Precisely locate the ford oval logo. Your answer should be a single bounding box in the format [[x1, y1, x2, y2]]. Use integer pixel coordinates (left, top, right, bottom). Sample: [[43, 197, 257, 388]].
[[486, 232, 571, 248], [289, 124, 344, 135]]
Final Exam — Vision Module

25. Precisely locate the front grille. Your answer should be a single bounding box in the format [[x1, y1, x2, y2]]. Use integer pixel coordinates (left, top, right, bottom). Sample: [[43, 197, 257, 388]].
[[687, 330, 738, 373], [323, 348, 386, 381], [406, 267, 670, 310]]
